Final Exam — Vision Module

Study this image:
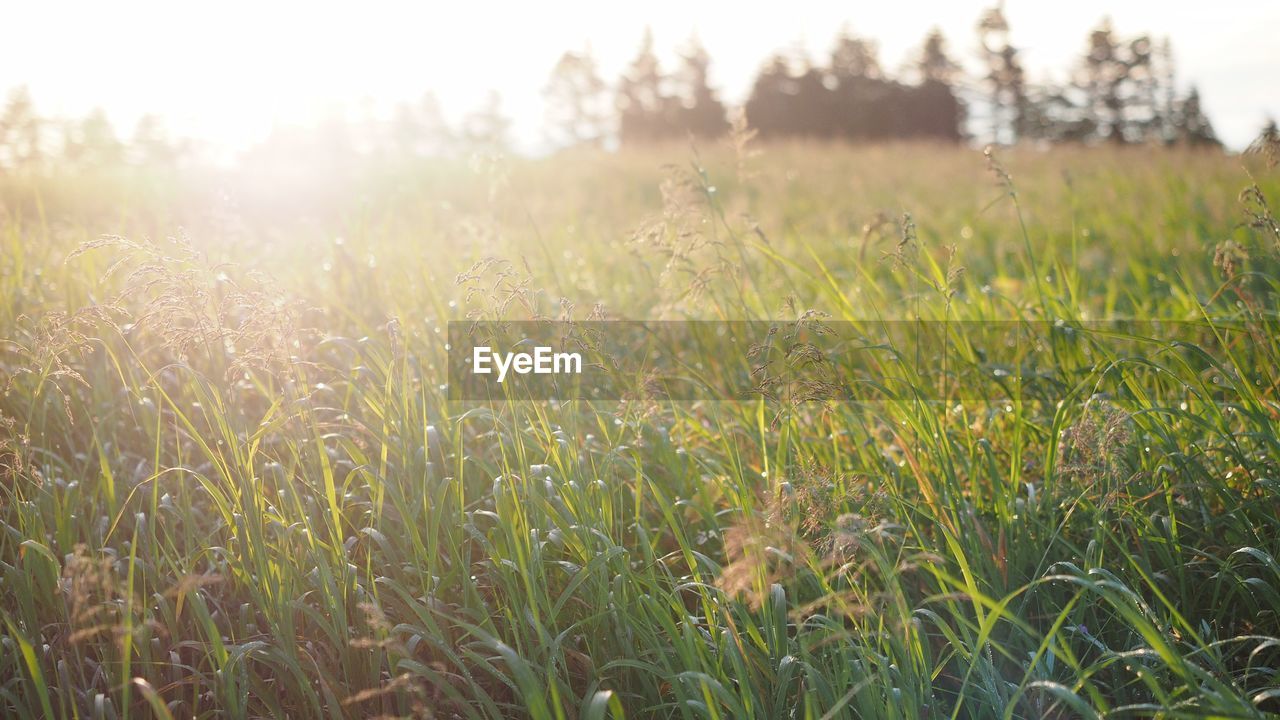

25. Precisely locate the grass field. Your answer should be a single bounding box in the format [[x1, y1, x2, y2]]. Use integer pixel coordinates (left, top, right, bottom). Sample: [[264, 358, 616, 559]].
[[2, 141, 1279, 718]]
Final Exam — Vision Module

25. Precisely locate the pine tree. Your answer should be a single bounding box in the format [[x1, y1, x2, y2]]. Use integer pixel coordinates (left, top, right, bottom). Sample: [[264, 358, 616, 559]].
[[1074, 19, 1157, 143], [829, 27, 881, 81], [616, 29, 671, 145], [743, 55, 797, 139], [976, 4, 1027, 143], [79, 108, 123, 165], [462, 92, 512, 153], [392, 93, 451, 157], [910, 30, 965, 141], [1174, 87, 1219, 147], [916, 28, 960, 85], [131, 114, 177, 166], [671, 36, 729, 139], [0, 87, 43, 168], [543, 48, 610, 148]]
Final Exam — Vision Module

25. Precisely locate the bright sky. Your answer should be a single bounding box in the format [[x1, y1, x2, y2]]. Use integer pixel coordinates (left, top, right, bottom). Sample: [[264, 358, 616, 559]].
[[4, 1, 1276, 152]]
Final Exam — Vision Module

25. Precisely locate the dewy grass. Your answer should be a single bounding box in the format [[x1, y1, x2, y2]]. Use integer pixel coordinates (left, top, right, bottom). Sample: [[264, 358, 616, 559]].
[[1, 143, 1279, 718]]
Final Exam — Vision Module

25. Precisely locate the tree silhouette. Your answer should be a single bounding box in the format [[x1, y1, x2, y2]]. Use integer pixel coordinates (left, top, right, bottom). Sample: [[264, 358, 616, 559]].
[[907, 30, 965, 141], [76, 108, 123, 166], [461, 91, 512, 153], [131, 114, 178, 166], [976, 3, 1027, 143], [830, 27, 882, 81], [1074, 19, 1158, 143], [669, 36, 729, 139], [1018, 77, 1088, 142], [744, 33, 964, 143], [0, 87, 43, 168], [392, 92, 452, 157], [743, 55, 798, 139], [616, 28, 672, 145], [1154, 38, 1179, 144], [544, 48, 610, 148], [614, 30, 733, 145], [1173, 87, 1219, 147], [826, 30, 894, 140], [916, 28, 960, 85]]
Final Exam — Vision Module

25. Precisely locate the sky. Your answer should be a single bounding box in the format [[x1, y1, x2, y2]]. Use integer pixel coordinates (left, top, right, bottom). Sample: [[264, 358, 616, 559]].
[[3, 1, 1276, 152]]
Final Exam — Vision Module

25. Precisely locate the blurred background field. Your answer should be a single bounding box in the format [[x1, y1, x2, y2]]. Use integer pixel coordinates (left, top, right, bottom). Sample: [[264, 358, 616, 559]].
[[2, 142, 1267, 318]]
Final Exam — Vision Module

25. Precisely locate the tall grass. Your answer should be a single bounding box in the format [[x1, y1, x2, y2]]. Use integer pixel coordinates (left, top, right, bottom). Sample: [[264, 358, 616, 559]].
[[1, 142, 1279, 718]]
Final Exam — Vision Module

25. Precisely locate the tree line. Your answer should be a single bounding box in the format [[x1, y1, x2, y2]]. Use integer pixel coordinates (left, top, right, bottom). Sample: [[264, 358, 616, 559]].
[[546, 6, 1226, 149], [0, 5, 1243, 170], [0, 88, 186, 170]]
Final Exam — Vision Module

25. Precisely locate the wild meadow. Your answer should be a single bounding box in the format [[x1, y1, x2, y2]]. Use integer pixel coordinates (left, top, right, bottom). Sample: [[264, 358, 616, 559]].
[[2, 139, 1279, 718]]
